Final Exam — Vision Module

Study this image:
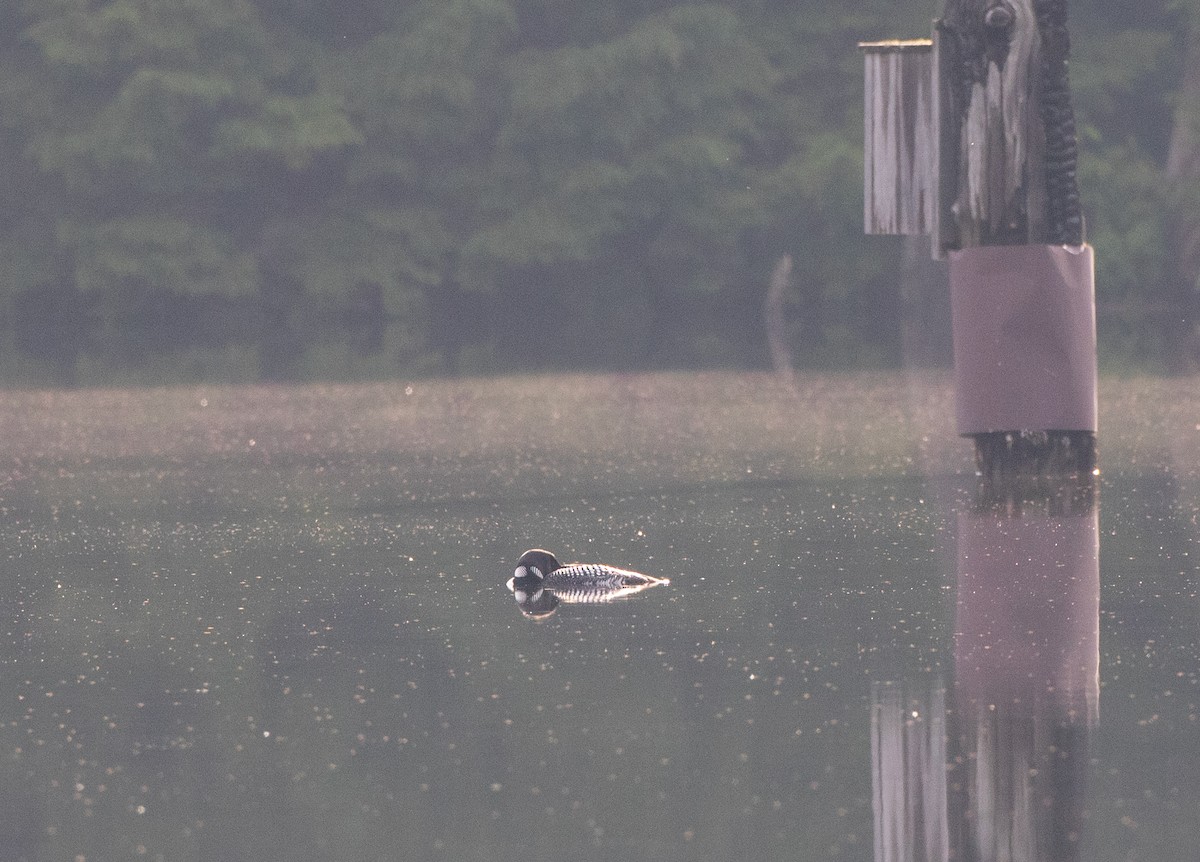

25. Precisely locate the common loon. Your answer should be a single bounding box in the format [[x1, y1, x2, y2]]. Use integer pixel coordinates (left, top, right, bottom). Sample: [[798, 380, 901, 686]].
[[506, 548, 669, 615]]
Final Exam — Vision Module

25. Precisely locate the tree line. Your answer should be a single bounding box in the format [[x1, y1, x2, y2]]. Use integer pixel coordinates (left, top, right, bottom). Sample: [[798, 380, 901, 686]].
[[0, 0, 1196, 382]]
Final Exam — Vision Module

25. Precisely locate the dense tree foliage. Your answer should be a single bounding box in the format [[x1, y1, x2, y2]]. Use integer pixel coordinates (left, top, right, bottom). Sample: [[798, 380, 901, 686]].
[[0, 0, 1194, 381]]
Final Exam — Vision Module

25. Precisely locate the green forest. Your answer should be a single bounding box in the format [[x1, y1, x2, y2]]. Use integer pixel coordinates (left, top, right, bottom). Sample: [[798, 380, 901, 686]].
[[0, 0, 1197, 383]]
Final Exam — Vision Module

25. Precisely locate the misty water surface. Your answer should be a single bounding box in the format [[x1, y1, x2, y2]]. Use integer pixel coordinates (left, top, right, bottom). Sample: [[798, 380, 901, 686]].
[[1, 372, 1197, 861]]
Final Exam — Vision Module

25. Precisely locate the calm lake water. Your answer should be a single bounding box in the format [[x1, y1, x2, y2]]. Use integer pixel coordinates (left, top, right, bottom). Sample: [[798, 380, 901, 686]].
[[1, 372, 1197, 861]]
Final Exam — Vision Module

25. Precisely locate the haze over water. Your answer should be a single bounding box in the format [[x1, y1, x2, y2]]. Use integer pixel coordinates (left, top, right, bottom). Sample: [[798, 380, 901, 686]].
[[1, 371, 1197, 861]]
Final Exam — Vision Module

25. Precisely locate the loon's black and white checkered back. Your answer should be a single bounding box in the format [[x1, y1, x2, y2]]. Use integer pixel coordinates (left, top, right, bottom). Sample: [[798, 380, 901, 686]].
[[548, 563, 659, 588]]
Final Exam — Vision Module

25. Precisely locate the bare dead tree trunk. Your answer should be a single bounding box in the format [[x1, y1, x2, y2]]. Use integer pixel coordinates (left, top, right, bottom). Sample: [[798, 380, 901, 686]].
[[1165, 17, 1200, 372], [764, 253, 795, 383]]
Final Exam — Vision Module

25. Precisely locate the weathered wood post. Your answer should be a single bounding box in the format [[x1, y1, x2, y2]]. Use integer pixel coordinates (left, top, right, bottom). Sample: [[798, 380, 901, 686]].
[[862, 0, 1097, 479]]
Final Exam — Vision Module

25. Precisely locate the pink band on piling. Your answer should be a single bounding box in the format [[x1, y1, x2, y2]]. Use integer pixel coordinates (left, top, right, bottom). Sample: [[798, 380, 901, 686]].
[[949, 244, 1098, 435]]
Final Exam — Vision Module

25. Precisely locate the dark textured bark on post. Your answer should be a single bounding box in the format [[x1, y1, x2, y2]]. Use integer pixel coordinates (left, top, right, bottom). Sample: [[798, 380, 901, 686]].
[[1034, 0, 1084, 246]]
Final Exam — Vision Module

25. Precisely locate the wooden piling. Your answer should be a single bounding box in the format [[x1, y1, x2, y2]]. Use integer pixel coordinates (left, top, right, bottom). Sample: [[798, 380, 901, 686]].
[[863, 1, 1097, 480]]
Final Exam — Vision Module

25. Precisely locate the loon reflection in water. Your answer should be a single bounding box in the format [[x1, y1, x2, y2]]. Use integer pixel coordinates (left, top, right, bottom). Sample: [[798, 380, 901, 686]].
[[506, 548, 670, 619]]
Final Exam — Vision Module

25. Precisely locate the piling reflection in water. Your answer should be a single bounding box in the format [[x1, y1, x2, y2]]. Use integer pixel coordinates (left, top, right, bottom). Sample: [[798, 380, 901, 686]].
[[872, 473, 1099, 862], [953, 473, 1099, 862], [871, 681, 951, 862]]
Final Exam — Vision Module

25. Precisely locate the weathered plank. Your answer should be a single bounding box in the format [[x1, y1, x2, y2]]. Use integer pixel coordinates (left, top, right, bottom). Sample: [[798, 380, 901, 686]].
[[861, 40, 936, 236]]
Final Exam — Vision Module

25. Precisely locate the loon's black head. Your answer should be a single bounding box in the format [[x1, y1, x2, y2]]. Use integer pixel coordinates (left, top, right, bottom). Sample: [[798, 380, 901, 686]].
[[507, 549, 563, 619], [512, 548, 561, 582]]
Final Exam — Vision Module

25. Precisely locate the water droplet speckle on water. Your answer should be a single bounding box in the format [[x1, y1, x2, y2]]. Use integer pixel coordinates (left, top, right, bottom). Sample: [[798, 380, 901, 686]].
[[1, 374, 1197, 858]]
